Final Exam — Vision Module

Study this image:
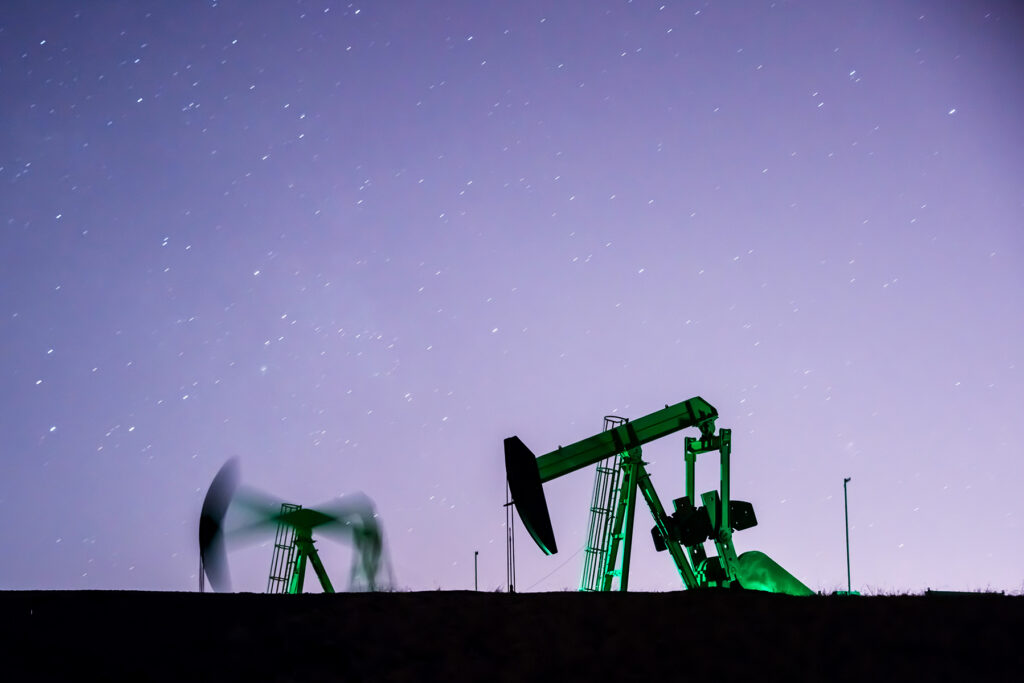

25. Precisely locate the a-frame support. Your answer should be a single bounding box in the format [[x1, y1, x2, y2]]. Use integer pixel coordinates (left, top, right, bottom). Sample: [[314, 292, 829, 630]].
[[600, 446, 699, 590], [287, 530, 336, 594]]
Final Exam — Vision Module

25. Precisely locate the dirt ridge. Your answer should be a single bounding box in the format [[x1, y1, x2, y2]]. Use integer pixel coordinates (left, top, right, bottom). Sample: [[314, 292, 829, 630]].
[[4, 589, 1022, 680]]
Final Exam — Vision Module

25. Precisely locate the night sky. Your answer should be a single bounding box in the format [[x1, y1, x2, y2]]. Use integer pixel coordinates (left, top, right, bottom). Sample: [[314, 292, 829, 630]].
[[2, 1, 1022, 595]]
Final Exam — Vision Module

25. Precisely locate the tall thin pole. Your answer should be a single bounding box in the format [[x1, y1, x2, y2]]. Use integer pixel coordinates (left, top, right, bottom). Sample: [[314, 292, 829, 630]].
[[505, 481, 516, 593], [843, 477, 852, 593], [474, 551, 479, 591]]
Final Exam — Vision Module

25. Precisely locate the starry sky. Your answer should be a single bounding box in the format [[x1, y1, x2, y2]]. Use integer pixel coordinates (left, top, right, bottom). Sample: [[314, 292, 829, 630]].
[[2, 1, 1022, 595]]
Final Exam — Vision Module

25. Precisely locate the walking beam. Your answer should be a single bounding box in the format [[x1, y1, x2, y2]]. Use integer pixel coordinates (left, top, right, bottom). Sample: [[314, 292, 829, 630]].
[[505, 396, 718, 556]]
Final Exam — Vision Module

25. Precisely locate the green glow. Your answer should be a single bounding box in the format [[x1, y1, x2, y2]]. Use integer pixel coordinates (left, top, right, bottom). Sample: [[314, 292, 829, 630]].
[[736, 551, 814, 596], [509, 396, 812, 595]]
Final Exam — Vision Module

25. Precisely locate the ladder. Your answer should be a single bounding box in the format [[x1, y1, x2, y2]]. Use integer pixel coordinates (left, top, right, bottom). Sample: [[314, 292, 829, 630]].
[[578, 416, 626, 591], [266, 503, 301, 593]]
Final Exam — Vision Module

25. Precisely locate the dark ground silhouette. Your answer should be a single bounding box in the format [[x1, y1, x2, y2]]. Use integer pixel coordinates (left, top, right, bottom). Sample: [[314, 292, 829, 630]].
[[4, 589, 1022, 681]]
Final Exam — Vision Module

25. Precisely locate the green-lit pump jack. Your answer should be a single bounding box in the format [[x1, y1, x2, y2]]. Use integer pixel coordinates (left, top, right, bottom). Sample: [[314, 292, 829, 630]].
[[505, 396, 812, 595]]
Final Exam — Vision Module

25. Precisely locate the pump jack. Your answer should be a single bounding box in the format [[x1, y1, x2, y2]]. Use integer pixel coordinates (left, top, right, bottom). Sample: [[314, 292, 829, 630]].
[[505, 396, 811, 594], [199, 458, 389, 593]]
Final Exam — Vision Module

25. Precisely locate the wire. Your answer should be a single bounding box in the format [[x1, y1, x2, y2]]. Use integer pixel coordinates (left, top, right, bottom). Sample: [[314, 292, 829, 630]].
[[524, 544, 586, 591]]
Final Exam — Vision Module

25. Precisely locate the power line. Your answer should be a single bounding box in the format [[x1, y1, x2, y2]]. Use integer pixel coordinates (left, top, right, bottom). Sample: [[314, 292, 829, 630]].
[[525, 544, 586, 591]]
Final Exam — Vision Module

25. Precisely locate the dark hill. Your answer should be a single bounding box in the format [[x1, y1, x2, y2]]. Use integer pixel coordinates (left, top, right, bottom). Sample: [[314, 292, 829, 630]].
[[3, 589, 1022, 681]]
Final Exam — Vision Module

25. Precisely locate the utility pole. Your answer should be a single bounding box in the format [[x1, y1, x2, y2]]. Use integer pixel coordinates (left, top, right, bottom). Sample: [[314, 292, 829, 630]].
[[843, 477, 852, 593], [474, 550, 479, 591], [505, 481, 516, 593]]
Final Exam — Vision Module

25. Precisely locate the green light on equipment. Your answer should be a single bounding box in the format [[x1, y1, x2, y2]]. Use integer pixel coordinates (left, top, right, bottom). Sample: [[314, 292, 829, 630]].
[[504, 396, 812, 594]]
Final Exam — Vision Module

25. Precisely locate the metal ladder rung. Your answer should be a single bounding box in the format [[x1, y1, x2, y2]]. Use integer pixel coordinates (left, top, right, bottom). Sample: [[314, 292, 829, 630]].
[[579, 416, 628, 592], [266, 503, 302, 593]]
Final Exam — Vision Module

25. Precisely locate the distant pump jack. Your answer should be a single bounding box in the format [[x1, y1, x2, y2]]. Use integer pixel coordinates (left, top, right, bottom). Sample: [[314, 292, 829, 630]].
[[504, 396, 812, 595], [199, 458, 391, 593]]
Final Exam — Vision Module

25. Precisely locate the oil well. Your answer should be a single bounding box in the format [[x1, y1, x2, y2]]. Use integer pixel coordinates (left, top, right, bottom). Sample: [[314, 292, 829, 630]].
[[197, 395, 808, 595], [505, 395, 812, 594], [199, 458, 391, 593]]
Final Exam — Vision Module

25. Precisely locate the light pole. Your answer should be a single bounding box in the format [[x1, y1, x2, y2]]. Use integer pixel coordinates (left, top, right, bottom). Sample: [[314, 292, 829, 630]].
[[474, 550, 479, 591], [843, 477, 852, 594]]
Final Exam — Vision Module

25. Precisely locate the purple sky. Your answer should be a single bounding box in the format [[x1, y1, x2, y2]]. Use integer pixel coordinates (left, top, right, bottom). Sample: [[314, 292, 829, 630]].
[[1, 1, 1022, 594]]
